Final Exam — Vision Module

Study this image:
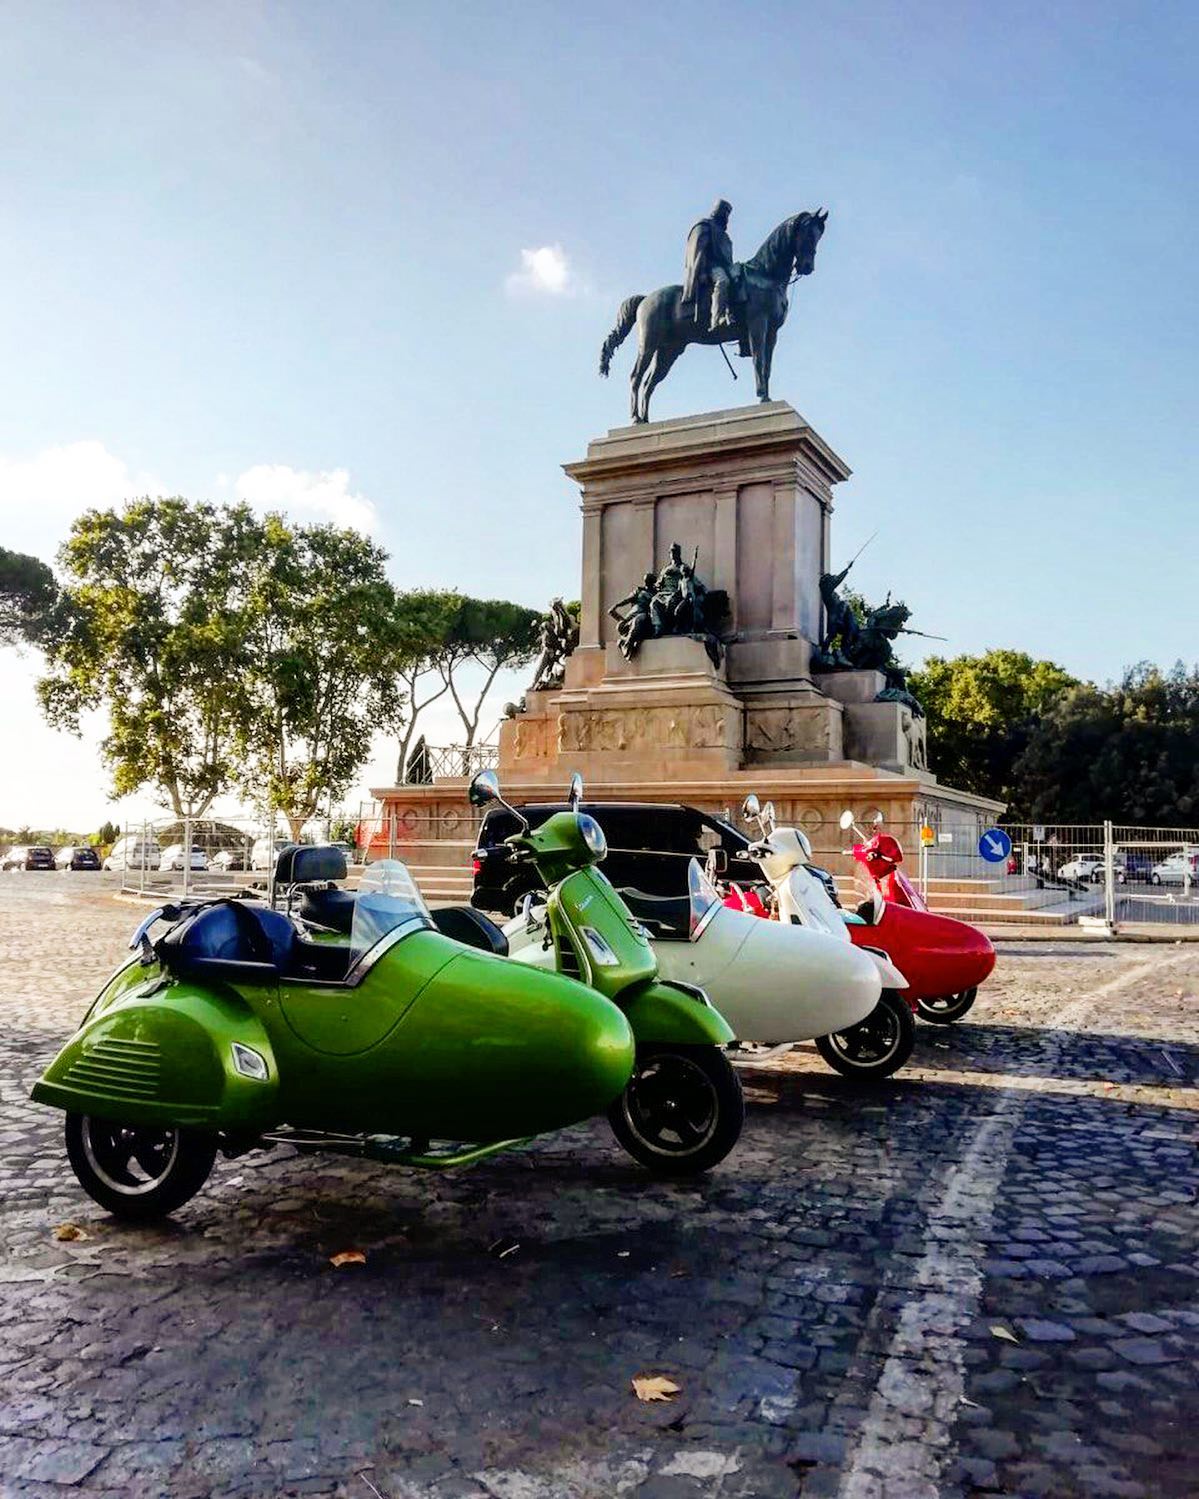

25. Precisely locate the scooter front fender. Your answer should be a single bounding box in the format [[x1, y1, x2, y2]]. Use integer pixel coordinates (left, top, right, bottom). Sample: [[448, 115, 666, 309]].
[[857, 946, 909, 992], [621, 980, 735, 1047], [31, 980, 279, 1132]]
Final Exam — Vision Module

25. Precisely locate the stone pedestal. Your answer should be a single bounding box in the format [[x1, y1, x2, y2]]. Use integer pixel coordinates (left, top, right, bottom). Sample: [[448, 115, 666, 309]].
[[564, 401, 851, 680], [818, 670, 927, 774], [377, 402, 1000, 867]]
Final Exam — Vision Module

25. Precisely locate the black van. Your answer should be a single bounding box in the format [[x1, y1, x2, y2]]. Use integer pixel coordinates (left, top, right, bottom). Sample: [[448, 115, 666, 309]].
[[470, 801, 759, 915]]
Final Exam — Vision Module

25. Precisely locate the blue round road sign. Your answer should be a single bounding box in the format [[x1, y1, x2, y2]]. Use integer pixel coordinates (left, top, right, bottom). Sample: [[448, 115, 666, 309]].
[[979, 827, 1012, 863]]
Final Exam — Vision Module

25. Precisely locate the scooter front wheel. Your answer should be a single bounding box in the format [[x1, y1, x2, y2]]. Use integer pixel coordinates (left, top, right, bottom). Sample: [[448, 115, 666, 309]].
[[915, 987, 977, 1024], [609, 1044, 744, 1176], [64, 1113, 217, 1220], [816, 990, 915, 1079]]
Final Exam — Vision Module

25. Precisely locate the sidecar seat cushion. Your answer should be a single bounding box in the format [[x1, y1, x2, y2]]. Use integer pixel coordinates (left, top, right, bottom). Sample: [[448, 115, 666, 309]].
[[162, 900, 296, 976], [431, 905, 509, 956], [617, 889, 691, 940], [299, 887, 357, 935]]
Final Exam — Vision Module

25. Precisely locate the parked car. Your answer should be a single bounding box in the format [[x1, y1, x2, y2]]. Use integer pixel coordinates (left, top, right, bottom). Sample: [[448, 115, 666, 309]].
[[251, 836, 293, 871], [2, 844, 55, 871], [210, 847, 251, 872], [472, 801, 760, 915], [1117, 851, 1153, 883], [158, 844, 209, 873], [54, 845, 101, 871], [102, 835, 162, 873], [1057, 854, 1106, 883], [330, 840, 357, 864], [1150, 850, 1199, 886]]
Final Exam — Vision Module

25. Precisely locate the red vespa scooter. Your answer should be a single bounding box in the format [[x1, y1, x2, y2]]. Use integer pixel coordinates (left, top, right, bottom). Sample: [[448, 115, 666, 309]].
[[837, 811, 995, 1023]]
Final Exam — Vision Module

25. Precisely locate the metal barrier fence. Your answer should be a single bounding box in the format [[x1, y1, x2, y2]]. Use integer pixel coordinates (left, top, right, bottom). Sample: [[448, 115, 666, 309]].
[[829, 819, 1199, 932], [111, 813, 339, 903], [110, 804, 1198, 935]]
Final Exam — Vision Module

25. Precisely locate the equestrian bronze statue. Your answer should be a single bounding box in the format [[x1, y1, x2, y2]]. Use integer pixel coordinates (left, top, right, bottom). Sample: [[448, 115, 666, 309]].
[[599, 205, 828, 423]]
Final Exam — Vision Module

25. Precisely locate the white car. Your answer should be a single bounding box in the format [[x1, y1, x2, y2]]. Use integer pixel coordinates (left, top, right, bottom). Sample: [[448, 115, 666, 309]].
[[158, 844, 209, 872], [1057, 854, 1106, 883], [1150, 851, 1199, 886], [102, 836, 161, 872]]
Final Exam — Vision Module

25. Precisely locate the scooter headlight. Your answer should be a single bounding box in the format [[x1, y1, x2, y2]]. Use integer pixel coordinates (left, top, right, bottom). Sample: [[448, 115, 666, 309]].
[[577, 814, 607, 860]]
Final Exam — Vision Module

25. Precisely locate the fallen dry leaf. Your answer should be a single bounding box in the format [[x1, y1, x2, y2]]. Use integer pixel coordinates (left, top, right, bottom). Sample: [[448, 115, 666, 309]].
[[989, 1324, 1019, 1343], [53, 1223, 89, 1243], [632, 1374, 681, 1403], [329, 1249, 367, 1268]]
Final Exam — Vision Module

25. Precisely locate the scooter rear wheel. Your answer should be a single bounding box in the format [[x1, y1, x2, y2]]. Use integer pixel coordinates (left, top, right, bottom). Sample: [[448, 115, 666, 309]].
[[915, 988, 978, 1024], [609, 1044, 744, 1176], [64, 1113, 217, 1220], [816, 990, 915, 1079]]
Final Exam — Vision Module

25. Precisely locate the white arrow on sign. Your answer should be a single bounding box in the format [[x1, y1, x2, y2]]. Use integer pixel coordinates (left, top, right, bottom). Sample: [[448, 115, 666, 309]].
[[985, 833, 1007, 857]]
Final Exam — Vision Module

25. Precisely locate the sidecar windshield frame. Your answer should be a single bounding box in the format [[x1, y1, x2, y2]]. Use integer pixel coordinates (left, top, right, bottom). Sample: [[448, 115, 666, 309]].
[[687, 858, 722, 942], [347, 860, 435, 977]]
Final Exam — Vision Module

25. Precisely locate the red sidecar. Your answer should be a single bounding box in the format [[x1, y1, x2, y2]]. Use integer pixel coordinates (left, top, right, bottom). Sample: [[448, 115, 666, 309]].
[[847, 833, 995, 1023]]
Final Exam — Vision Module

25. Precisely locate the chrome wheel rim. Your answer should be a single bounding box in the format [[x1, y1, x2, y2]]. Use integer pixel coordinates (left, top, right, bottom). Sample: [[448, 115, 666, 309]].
[[81, 1118, 181, 1196]]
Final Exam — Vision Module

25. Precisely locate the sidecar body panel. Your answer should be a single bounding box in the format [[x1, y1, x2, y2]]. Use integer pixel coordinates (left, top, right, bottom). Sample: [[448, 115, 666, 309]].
[[272, 942, 635, 1139], [651, 904, 882, 1043], [32, 979, 279, 1131], [847, 903, 996, 1001]]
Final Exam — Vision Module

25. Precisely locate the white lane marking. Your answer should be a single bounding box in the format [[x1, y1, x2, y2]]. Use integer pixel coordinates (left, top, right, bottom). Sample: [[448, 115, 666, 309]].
[[837, 951, 1193, 1498]]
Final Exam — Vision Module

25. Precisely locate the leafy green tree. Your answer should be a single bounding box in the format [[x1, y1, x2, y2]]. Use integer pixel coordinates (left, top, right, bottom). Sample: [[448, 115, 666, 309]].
[[440, 596, 544, 751], [390, 588, 462, 780], [0, 546, 58, 646], [36, 499, 260, 818], [239, 517, 405, 839], [1012, 662, 1199, 823], [96, 820, 120, 847], [908, 649, 1078, 805]]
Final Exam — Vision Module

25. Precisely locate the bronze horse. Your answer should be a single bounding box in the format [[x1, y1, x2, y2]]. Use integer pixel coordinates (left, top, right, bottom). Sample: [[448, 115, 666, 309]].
[[600, 209, 827, 423]]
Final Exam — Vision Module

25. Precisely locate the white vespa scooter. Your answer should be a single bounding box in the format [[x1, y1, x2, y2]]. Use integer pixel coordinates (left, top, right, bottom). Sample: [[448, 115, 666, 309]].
[[503, 850, 894, 1078], [736, 795, 916, 1078]]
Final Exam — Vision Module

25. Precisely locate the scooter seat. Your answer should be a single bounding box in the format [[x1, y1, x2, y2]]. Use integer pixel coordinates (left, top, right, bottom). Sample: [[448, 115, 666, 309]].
[[430, 905, 509, 956], [618, 888, 691, 940], [299, 886, 357, 935]]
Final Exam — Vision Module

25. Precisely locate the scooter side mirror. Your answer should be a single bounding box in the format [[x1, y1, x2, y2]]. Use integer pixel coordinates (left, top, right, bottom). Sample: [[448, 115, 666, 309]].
[[469, 769, 501, 807], [872, 811, 884, 826], [567, 771, 584, 810], [838, 810, 855, 832], [741, 794, 761, 821], [762, 801, 776, 831]]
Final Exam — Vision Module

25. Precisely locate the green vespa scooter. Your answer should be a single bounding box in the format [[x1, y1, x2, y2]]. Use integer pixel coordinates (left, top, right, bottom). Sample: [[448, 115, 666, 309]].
[[31, 857, 645, 1220], [459, 770, 744, 1175]]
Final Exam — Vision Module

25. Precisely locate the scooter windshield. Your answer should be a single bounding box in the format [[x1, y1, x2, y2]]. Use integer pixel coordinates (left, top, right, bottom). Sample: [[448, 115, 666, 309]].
[[348, 860, 434, 970], [687, 858, 722, 940]]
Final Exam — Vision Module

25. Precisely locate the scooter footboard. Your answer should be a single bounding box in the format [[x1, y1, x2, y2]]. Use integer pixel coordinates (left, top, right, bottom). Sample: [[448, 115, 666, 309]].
[[622, 980, 735, 1046], [32, 983, 279, 1132]]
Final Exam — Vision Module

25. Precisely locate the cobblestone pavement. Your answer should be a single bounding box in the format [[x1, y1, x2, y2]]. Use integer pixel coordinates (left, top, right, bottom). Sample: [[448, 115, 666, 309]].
[[0, 875, 1196, 1498]]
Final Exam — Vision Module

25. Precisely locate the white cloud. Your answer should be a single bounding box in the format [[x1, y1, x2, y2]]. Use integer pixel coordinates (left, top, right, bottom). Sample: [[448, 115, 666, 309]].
[[233, 464, 378, 533], [506, 243, 577, 297], [0, 441, 160, 561]]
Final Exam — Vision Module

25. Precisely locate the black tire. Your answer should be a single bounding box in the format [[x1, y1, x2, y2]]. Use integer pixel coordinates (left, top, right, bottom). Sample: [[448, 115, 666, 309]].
[[1151, 873, 1162, 886], [64, 1113, 216, 1220], [816, 990, 915, 1079], [915, 987, 977, 1024], [609, 1044, 744, 1176]]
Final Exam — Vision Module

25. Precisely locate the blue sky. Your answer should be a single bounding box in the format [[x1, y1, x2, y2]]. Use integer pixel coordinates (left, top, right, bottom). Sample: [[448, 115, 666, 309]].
[[1, 1, 1196, 826]]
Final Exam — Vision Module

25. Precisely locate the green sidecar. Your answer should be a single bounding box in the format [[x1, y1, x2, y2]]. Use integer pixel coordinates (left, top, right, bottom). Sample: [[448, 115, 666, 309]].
[[32, 864, 636, 1219]]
